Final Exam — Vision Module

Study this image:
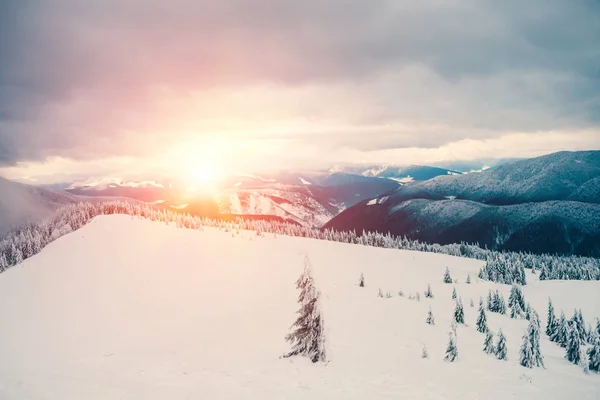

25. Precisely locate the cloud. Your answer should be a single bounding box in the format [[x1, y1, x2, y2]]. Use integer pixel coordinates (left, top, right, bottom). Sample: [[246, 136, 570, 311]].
[[0, 0, 599, 167]]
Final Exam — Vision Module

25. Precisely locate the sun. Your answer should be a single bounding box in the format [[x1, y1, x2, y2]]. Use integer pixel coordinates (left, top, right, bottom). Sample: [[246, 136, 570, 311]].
[[190, 162, 217, 186]]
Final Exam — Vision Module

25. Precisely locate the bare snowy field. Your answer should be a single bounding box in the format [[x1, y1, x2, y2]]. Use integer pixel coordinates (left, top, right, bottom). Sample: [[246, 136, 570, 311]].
[[0, 215, 598, 399]]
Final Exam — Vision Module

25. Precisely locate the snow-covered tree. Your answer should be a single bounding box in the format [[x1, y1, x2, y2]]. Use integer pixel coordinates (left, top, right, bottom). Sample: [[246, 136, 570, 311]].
[[415, 292, 421, 301], [551, 311, 568, 347], [508, 285, 526, 319], [546, 298, 557, 337], [422, 345, 429, 359], [453, 298, 465, 325], [496, 291, 507, 315], [496, 330, 508, 361], [587, 333, 600, 373], [283, 256, 326, 363], [426, 307, 435, 325], [487, 290, 494, 311], [466, 274, 471, 284], [378, 288, 384, 298], [398, 289, 404, 297], [443, 267, 452, 284], [519, 314, 544, 368], [424, 284, 434, 299], [469, 298, 474, 307], [444, 332, 458, 362], [581, 348, 590, 374], [566, 322, 582, 365], [451, 287, 457, 300], [483, 331, 495, 354], [358, 273, 365, 287], [476, 299, 488, 333], [385, 292, 392, 299]]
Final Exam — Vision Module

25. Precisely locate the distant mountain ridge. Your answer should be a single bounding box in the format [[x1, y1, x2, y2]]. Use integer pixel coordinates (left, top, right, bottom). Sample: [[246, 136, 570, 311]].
[[325, 151, 600, 256]]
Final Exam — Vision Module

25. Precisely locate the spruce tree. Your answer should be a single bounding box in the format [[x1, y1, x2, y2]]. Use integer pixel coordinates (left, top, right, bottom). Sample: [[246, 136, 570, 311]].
[[587, 333, 600, 373], [358, 273, 365, 287], [469, 298, 474, 308], [452, 287, 457, 300], [551, 311, 568, 347], [476, 299, 488, 333], [581, 348, 590, 375], [496, 329, 508, 361], [487, 290, 494, 311], [283, 256, 326, 363], [378, 288, 384, 298], [453, 298, 465, 324], [444, 332, 458, 362], [443, 267, 452, 284], [426, 307, 435, 325], [483, 331, 494, 354], [519, 313, 544, 368], [566, 322, 582, 364], [546, 298, 556, 337], [524, 303, 532, 321], [496, 291, 507, 315], [422, 345, 429, 359], [424, 284, 434, 299], [466, 274, 471, 284]]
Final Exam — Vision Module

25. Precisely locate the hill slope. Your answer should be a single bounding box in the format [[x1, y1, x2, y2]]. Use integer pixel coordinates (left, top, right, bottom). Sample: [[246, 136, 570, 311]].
[[0, 215, 598, 399]]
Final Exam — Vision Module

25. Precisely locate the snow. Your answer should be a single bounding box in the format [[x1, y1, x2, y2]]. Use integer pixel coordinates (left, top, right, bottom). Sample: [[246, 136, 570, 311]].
[[0, 215, 598, 399], [68, 178, 164, 190], [367, 198, 378, 205], [299, 177, 312, 185]]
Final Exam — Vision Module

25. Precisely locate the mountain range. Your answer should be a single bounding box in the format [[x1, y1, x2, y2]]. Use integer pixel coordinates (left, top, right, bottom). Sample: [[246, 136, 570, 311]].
[[325, 151, 600, 256]]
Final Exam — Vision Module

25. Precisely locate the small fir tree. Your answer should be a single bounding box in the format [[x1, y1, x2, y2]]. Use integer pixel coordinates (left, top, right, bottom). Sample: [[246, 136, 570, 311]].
[[546, 298, 557, 337], [426, 307, 435, 325], [421, 345, 429, 359], [452, 287, 457, 300], [469, 298, 474, 308], [587, 333, 600, 372], [283, 256, 326, 363], [496, 329, 508, 361], [551, 311, 568, 347], [453, 298, 465, 325], [443, 267, 452, 284], [483, 331, 495, 354], [378, 288, 384, 298], [358, 273, 365, 287], [466, 274, 471, 284], [566, 322, 582, 364], [444, 332, 458, 362], [476, 299, 489, 333], [519, 314, 545, 368], [424, 284, 434, 299], [398, 289, 404, 297]]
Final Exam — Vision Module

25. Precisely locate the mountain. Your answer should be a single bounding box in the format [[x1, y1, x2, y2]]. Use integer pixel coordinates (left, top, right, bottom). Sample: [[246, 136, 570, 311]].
[[325, 151, 600, 256], [0, 214, 597, 399], [430, 158, 524, 173], [386, 151, 600, 205], [0, 176, 80, 236], [333, 165, 462, 183]]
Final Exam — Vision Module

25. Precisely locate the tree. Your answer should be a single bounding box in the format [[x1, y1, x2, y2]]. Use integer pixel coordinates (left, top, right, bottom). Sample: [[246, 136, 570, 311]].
[[476, 299, 488, 333], [469, 298, 474, 308], [426, 307, 435, 325], [546, 298, 556, 337], [509, 285, 525, 319], [453, 298, 465, 324], [466, 274, 471, 284], [452, 287, 457, 300], [378, 288, 384, 298], [519, 314, 544, 368], [283, 256, 326, 363], [444, 332, 458, 362], [443, 267, 452, 284], [524, 303, 532, 321], [566, 322, 582, 365], [487, 290, 494, 311], [551, 311, 568, 347], [587, 333, 600, 373], [510, 301, 524, 319], [358, 273, 365, 287], [422, 345, 429, 359], [581, 347, 590, 375], [496, 329, 508, 360], [496, 291, 507, 315], [424, 284, 434, 299], [398, 289, 404, 297], [483, 331, 494, 354]]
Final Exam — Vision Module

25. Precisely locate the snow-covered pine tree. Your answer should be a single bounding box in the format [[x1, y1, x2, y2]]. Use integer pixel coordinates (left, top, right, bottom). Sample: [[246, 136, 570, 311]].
[[519, 313, 544, 368], [487, 290, 494, 311], [546, 298, 557, 337], [422, 345, 429, 359], [483, 331, 494, 354], [476, 299, 488, 333], [508, 284, 526, 319], [378, 288, 384, 298], [587, 332, 600, 373], [466, 274, 471, 284], [551, 311, 568, 347], [443, 267, 452, 284], [283, 256, 326, 363], [581, 347, 590, 375], [398, 289, 404, 297], [452, 287, 457, 300], [426, 307, 435, 325], [510, 300, 524, 319], [358, 273, 365, 287], [444, 332, 458, 362], [424, 284, 434, 298], [386, 292, 392, 299], [566, 322, 582, 365], [415, 292, 421, 301], [496, 329, 508, 361], [453, 298, 465, 325], [496, 291, 507, 315], [469, 298, 474, 307], [524, 303, 532, 321]]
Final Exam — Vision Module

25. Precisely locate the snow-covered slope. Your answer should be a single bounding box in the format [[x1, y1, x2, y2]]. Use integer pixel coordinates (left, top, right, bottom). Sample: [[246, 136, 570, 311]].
[[0, 215, 598, 399], [0, 176, 80, 236]]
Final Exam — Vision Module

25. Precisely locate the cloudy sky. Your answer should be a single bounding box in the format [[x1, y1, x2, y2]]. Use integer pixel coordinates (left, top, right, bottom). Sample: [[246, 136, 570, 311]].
[[1, 0, 599, 183]]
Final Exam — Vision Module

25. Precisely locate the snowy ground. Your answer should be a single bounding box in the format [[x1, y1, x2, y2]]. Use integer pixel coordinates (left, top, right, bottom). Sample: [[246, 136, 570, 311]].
[[0, 215, 598, 399]]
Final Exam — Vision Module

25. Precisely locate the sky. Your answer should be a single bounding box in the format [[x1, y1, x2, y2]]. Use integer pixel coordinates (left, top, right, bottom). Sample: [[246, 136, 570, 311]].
[[1, 0, 599, 184]]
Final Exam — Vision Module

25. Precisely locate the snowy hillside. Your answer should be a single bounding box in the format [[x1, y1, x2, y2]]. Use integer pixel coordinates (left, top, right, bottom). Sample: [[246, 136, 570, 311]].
[[0, 215, 598, 399]]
